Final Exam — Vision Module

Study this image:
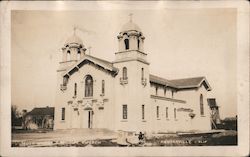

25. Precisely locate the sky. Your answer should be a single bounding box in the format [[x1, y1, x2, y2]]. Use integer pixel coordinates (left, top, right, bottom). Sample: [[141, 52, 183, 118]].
[[11, 9, 237, 118]]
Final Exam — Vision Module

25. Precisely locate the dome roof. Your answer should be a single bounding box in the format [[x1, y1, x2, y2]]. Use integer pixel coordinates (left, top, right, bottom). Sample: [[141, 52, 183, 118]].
[[121, 21, 141, 32], [65, 34, 83, 45]]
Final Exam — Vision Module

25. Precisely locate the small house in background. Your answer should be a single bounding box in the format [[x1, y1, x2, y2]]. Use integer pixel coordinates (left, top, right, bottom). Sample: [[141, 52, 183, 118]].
[[207, 98, 221, 129], [23, 106, 54, 130]]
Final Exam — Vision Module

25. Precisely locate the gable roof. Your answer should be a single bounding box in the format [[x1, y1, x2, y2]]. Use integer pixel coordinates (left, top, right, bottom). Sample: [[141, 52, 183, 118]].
[[27, 107, 54, 116], [169, 77, 211, 90], [63, 55, 119, 77], [150, 74, 211, 91]]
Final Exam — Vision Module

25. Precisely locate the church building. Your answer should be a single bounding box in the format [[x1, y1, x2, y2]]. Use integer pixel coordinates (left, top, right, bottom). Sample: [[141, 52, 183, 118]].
[[54, 17, 212, 133]]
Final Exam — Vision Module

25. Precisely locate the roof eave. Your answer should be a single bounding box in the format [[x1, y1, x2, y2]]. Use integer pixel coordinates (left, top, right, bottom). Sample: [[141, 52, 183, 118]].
[[149, 80, 178, 89], [199, 78, 212, 91], [177, 85, 211, 91], [62, 56, 117, 77]]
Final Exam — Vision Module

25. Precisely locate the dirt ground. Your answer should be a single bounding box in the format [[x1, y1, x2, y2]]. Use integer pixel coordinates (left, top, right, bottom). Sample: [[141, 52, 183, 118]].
[[12, 128, 117, 147], [11, 129, 237, 147]]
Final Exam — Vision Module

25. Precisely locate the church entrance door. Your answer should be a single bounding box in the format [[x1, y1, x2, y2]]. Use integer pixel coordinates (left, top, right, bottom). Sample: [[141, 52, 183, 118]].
[[88, 111, 93, 128]]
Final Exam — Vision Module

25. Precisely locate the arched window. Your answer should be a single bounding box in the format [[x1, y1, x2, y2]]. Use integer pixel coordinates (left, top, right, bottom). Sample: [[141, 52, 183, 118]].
[[67, 50, 71, 61], [122, 67, 127, 80], [85, 75, 93, 97], [101, 80, 105, 95], [124, 39, 129, 50], [74, 83, 77, 97], [63, 76, 68, 85], [200, 94, 204, 115], [141, 68, 144, 80], [137, 39, 140, 50]]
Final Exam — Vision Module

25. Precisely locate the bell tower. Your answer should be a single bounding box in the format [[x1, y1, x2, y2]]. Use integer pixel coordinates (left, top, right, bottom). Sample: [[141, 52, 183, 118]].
[[54, 28, 87, 130], [56, 28, 87, 92], [59, 28, 87, 72], [113, 15, 151, 132], [115, 14, 147, 63]]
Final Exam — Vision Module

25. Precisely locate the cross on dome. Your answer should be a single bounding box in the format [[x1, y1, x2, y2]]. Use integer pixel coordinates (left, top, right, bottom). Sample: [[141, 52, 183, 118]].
[[129, 13, 133, 22], [73, 26, 77, 35], [65, 26, 83, 45], [120, 14, 141, 32]]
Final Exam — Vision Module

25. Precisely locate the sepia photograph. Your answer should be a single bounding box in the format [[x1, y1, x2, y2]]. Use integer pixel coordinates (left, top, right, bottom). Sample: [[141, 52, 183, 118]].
[[11, 9, 238, 147], [1, 1, 249, 156]]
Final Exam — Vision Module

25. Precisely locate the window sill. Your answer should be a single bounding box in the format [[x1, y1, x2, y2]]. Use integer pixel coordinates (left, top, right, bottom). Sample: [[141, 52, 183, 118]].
[[100, 94, 105, 97], [83, 97, 93, 99], [157, 118, 161, 120], [61, 120, 65, 123], [174, 119, 178, 121], [98, 106, 104, 110], [166, 118, 170, 121], [201, 115, 206, 117], [142, 120, 147, 122], [121, 119, 128, 122]]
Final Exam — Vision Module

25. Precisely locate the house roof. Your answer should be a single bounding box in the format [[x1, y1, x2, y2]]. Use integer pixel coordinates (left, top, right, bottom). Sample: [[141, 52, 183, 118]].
[[150, 74, 212, 91], [63, 55, 119, 77], [26, 107, 54, 116]]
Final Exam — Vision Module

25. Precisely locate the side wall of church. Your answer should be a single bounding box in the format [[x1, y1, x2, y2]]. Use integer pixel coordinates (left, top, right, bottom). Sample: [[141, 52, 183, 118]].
[[149, 98, 191, 132], [149, 84, 191, 132], [174, 85, 211, 131], [149, 84, 211, 132]]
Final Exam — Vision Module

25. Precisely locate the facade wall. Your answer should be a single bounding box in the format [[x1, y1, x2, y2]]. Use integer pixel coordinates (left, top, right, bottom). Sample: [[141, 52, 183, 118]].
[[54, 63, 115, 130]]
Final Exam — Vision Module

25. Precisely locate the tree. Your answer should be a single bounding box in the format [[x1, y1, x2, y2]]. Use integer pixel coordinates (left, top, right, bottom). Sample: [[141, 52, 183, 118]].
[[11, 105, 20, 127]]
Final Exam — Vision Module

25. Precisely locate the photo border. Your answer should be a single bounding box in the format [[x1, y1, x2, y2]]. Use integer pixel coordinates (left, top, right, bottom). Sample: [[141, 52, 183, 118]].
[[0, 1, 249, 156]]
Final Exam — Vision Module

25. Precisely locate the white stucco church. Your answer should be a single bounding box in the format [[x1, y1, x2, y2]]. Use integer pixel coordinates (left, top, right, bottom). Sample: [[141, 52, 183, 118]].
[[54, 17, 212, 133]]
